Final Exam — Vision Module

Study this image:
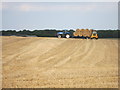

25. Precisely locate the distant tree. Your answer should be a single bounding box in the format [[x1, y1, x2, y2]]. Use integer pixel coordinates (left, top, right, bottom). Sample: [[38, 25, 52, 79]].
[[1, 29, 120, 38]]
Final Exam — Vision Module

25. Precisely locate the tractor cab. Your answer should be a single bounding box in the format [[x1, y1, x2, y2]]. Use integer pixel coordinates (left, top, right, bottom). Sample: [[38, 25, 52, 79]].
[[91, 31, 98, 39]]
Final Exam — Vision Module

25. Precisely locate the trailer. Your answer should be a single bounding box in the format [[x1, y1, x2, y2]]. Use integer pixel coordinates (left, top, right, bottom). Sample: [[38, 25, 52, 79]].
[[73, 29, 98, 39]]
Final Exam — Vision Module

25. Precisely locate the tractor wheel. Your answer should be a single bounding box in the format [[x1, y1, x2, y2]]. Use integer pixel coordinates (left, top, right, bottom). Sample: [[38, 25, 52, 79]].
[[66, 34, 70, 38], [58, 35, 62, 38], [86, 37, 89, 39]]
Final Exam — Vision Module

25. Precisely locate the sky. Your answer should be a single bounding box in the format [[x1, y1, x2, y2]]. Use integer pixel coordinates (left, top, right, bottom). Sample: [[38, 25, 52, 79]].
[[1, 2, 118, 30]]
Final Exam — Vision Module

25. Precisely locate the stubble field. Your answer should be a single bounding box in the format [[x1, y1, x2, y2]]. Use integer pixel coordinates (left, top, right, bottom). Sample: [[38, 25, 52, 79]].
[[2, 36, 118, 88]]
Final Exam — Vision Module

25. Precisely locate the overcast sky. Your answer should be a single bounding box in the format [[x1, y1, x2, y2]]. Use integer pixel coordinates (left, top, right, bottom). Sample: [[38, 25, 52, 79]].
[[1, 2, 118, 30]]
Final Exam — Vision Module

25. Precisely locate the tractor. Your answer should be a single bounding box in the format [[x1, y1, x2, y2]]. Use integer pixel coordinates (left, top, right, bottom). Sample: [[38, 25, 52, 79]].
[[57, 30, 71, 38]]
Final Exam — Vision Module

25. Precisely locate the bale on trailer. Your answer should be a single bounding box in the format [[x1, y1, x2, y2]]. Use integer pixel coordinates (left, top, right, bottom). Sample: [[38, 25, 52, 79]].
[[90, 29, 93, 36], [77, 29, 91, 37], [84, 29, 91, 37], [73, 29, 80, 37], [79, 29, 84, 36]]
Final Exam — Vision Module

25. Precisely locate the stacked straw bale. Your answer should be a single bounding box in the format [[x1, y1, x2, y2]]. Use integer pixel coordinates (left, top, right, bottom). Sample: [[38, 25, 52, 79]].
[[79, 29, 84, 36], [73, 29, 80, 36], [90, 29, 93, 36], [83, 29, 90, 37], [73, 29, 95, 37]]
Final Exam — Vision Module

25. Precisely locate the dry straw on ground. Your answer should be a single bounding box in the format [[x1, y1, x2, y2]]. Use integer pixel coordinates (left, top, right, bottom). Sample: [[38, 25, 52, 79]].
[[2, 36, 118, 88]]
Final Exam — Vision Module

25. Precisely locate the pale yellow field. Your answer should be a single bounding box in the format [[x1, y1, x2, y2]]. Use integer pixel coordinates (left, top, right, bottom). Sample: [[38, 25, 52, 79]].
[[2, 36, 118, 88]]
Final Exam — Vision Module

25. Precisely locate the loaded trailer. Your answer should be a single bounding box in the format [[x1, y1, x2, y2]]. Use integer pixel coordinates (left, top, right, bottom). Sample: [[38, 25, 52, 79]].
[[73, 29, 98, 39]]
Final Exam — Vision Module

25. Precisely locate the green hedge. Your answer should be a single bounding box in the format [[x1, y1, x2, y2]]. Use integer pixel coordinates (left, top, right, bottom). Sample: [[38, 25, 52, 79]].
[[1, 29, 120, 38]]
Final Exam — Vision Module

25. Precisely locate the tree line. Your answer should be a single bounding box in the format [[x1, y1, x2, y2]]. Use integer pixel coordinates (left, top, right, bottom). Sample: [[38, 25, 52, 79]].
[[1, 29, 120, 38]]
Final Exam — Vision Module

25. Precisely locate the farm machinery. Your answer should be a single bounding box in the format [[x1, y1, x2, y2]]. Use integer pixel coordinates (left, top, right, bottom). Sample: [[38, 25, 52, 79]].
[[57, 30, 71, 38], [73, 29, 98, 39], [57, 29, 98, 39]]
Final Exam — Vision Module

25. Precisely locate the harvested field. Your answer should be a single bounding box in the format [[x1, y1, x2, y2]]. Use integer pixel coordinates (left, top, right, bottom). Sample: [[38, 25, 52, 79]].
[[2, 36, 118, 88]]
